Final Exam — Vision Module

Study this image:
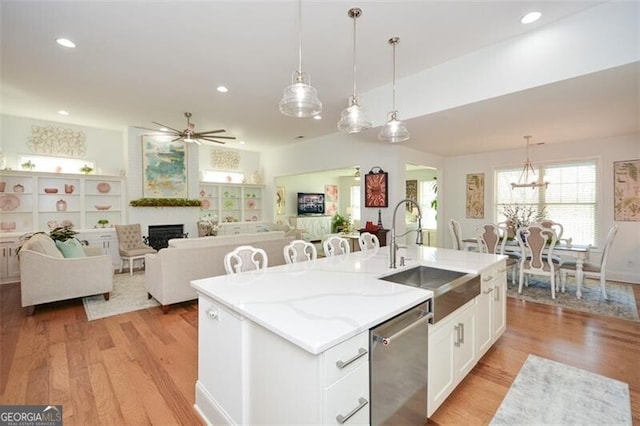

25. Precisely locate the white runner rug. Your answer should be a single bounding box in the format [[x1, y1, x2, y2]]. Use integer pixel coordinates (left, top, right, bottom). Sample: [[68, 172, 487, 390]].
[[491, 354, 631, 425], [82, 271, 159, 320]]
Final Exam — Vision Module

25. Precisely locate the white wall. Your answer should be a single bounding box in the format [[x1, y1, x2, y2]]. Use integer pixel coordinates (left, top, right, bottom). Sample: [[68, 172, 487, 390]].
[[443, 133, 640, 283], [1, 114, 125, 175]]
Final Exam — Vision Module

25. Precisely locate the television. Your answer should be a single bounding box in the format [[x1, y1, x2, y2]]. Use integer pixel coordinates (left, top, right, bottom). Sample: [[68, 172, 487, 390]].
[[297, 192, 325, 215]]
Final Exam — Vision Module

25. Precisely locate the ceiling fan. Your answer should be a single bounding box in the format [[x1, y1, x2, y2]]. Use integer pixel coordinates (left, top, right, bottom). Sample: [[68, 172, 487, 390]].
[[138, 112, 236, 145]]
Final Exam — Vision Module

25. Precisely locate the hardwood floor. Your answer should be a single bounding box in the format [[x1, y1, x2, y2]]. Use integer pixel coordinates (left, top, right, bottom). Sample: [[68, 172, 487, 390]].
[[1, 281, 639, 425]]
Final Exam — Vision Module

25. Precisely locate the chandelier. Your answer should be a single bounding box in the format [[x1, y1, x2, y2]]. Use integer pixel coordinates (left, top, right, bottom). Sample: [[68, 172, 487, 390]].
[[337, 8, 372, 133], [379, 37, 409, 143], [511, 136, 549, 189], [279, 0, 322, 118]]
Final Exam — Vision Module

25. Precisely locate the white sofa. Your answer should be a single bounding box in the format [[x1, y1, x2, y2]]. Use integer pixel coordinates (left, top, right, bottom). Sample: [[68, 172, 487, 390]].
[[19, 233, 113, 315], [144, 231, 293, 313]]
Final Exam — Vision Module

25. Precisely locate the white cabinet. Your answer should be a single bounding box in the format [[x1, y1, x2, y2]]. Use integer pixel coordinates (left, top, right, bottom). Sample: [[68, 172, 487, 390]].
[[428, 300, 477, 417], [199, 182, 264, 226], [0, 238, 20, 283], [195, 295, 369, 425], [78, 229, 120, 269], [290, 215, 332, 242], [476, 260, 507, 357]]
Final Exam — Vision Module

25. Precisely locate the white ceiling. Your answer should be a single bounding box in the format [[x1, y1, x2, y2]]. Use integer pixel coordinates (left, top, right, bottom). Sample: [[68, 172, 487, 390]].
[[1, 1, 638, 156]]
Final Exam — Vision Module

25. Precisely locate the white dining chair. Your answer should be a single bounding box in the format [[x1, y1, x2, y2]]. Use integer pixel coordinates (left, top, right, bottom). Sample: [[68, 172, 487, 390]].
[[224, 245, 268, 274], [358, 232, 380, 251], [283, 239, 317, 264], [449, 219, 464, 250], [517, 224, 560, 299], [560, 224, 618, 300], [477, 224, 518, 284], [323, 236, 350, 257]]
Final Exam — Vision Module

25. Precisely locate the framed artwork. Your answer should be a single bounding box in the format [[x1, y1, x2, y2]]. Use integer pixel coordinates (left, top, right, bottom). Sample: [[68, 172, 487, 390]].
[[365, 167, 388, 208], [276, 186, 286, 215], [614, 159, 640, 222], [325, 184, 338, 216], [466, 173, 485, 218], [142, 135, 187, 198], [405, 179, 418, 211]]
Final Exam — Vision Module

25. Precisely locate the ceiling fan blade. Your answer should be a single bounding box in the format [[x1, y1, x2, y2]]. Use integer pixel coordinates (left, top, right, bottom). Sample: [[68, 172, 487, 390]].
[[151, 121, 184, 134], [171, 136, 184, 143], [134, 126, 173, 133], [199, 135, 236, 140], [196, 129, 227, 135], [197, 138, 226, 145]]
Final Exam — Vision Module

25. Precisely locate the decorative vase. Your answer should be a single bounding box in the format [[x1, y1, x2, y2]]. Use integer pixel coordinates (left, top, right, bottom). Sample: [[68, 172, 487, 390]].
[[13, 184, 24, 193], [97, 182, 111, 193], [56, 199, 67, 212], [65, 184, 75, 194]]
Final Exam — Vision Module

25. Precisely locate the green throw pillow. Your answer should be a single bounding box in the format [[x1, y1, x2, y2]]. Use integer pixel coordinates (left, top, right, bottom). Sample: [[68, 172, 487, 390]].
[[55, 239, 86, 258]]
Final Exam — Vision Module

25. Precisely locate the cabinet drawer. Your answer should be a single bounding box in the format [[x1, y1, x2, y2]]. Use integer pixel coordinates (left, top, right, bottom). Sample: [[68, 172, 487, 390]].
[[323, 331, 368, 386], [324, 362, 369, 425]]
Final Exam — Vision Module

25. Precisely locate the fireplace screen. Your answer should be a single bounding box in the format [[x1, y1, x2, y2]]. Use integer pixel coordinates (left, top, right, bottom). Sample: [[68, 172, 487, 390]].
[[146, 224, 186, 250]]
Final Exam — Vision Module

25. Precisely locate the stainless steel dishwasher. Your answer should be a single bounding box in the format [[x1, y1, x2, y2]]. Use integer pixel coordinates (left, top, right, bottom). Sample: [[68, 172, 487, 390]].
[[370, 300, 433, 425]]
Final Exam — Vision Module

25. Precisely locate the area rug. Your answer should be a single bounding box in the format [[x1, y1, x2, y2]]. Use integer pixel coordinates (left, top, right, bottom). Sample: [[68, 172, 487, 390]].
[[491, 354, 631, 425], [507, 276, 639, 322], [82, 271, 159, 321]]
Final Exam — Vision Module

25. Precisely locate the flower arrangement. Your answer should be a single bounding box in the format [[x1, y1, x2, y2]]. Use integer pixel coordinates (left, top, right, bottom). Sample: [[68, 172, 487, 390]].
[[21, 160, 35, 170], [129, 198, 202, 207], [501, 204, 547, 232], [332, 213, 350, 233]]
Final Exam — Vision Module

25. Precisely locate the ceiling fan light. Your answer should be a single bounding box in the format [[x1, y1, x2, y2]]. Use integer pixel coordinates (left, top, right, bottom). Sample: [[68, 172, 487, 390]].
[[378, 112, 409, 143], [279, 75, 322, 118], [337, 97, 372, 133]]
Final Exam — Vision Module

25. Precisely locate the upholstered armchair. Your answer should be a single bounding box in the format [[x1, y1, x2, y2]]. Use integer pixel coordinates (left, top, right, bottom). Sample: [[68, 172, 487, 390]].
[[19, 233, 113, 315], [115, 224, 157, 275]]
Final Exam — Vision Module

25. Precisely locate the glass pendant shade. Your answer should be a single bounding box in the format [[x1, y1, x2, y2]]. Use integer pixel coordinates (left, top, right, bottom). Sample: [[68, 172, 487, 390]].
[[378, 111, 409, 143], [279, 72, 322, 118], [338, 96, 372, 133]]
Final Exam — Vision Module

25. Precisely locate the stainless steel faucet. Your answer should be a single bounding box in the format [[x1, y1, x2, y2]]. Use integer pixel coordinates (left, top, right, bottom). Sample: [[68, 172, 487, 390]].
[[389, 198, 423, 268]]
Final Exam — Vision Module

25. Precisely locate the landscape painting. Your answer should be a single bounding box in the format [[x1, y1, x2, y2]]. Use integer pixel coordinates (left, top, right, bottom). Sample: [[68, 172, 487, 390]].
[[142, 136, 187, 198]]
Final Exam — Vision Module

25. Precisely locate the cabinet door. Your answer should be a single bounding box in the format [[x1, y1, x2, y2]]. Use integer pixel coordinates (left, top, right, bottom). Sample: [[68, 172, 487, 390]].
[[0, 239, 21, 282], [453, 303, 476, 379], [427, 322, 455, 415], [492, 277, 507, 338], [475, 289, 493, 356]]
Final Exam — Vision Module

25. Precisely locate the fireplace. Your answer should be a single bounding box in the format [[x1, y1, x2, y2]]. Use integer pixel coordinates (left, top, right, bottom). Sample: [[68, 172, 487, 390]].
[[147, 224, 187, 250]]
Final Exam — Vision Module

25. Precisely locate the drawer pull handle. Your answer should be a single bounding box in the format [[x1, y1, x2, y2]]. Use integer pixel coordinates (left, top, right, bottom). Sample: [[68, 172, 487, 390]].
[[336, 397, 368, 424], [373, 312, 433, 347], [336, 347, 367, 369], [483, 287, 495, 295]]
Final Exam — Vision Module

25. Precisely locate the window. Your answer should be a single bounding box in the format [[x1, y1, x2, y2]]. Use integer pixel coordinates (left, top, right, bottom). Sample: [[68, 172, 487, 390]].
[[350, 185, 361, 221], [495, 160, 598, 246], [419, 179, 437, 229]]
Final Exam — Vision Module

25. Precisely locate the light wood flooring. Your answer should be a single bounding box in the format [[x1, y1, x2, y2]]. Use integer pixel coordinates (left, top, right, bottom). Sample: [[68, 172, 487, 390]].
[[1, 281, 639, 425]]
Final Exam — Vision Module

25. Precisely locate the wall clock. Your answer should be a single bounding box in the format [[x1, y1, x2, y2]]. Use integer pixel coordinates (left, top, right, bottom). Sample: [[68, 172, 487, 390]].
[[365, 167, 388, 208]]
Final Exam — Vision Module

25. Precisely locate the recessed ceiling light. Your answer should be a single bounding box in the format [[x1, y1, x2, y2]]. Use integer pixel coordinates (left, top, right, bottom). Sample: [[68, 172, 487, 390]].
[[238, 140, 246, 145], [521, 12, 541, 24], [313, 115, 322, 120], [56, 38, 76, 48], [159, 127, 168, 131], [216, 86, 229, 93], [57, 110, 69, 116]]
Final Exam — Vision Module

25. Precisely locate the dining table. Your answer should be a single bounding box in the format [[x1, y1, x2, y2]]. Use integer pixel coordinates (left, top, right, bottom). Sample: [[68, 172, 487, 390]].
[[463, 238, 592, 299]]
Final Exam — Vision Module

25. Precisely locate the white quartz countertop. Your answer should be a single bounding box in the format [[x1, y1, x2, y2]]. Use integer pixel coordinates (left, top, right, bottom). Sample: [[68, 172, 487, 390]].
[[191, 246, 504, 355]]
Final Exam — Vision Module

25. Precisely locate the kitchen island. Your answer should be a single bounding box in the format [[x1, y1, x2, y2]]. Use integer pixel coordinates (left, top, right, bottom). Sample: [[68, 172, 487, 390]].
[[191, 246, 506, 425]]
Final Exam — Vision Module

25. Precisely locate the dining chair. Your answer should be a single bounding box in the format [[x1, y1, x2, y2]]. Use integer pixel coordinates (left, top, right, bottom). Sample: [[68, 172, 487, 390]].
[[283, 239, 317, 264], [323, 236, 350, 257], [517, 224, 560, 299], [477, 224, 518, 284], [114, 224, 157, 276], [560, 224, 618, 299], [358, 232, 380, 251], [224, 245, 269, 274], [449, 219, 464, 250]]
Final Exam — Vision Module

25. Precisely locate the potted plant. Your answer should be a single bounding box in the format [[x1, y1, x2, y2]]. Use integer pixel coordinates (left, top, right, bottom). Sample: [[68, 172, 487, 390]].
[[97, 219, 109, 228], [80, 164, 93, 174], [332, 213, 350, 233], [21, 160, 35, 171]]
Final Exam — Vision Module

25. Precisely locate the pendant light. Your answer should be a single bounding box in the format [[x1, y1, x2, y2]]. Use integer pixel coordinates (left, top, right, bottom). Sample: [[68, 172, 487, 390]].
[[337, 8, 372, 133], [378, 37, 409, 143], [511, 136, 549, 189], [279, 0, 322, 118], [354, 167, 361, 181]]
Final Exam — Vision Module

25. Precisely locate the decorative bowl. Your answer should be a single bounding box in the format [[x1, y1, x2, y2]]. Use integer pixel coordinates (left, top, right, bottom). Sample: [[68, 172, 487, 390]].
[[44, 188, 58, 194], [95, 204, 112, 210], [0, 221, 16, 231]]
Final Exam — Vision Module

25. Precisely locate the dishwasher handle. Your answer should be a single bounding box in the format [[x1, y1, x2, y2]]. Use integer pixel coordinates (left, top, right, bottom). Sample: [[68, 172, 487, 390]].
[[373, 312, 433, 347]]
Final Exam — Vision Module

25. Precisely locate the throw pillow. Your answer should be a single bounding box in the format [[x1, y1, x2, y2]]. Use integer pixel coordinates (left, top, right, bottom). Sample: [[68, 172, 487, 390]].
[[56, 239, 86, 258]]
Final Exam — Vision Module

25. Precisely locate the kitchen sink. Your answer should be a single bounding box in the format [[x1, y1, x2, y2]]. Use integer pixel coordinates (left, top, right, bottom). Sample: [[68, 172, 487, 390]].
[[379, 266, 480, 322]]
